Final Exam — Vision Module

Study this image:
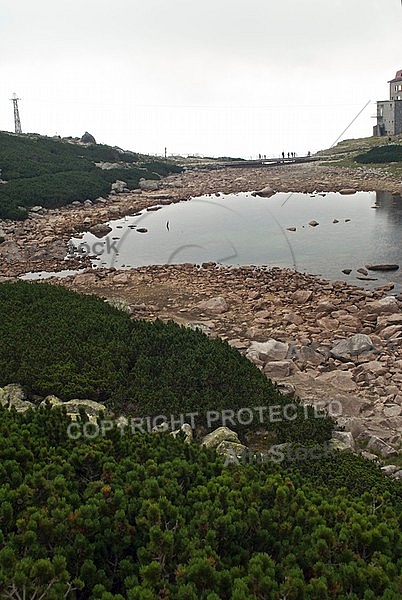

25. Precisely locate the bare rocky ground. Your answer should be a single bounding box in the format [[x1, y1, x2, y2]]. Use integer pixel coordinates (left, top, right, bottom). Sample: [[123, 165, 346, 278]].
[[1, 160, 402, 464]]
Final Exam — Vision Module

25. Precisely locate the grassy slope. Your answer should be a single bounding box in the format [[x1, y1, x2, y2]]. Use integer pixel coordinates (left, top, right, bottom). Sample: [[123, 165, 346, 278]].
[[315, 133, 402, 176]]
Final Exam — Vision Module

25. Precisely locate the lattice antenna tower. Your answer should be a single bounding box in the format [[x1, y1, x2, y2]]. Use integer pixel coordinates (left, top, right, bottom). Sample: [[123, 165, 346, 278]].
[[10, 93, 22, 134]]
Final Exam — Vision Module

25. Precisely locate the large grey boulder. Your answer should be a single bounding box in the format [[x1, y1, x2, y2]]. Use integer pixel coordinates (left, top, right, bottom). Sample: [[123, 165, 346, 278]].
[[139, 179, 159, 191], [216, 440, 248, 457], [40, 396, 106, 422], [201, 427, 240, 449], [330, 334, 374, 360], [366, 296, 400, 316], [252, 186, 275, 198], [111, 180, 127, 193], [366, 435, 398, 458], [248, 339, 289, 362], [263, 361, 295, 378], [0, 384, 35, 413], [330, 431, 355, 452], [81, 131, 96, 144], [197, 296, 228, 314]]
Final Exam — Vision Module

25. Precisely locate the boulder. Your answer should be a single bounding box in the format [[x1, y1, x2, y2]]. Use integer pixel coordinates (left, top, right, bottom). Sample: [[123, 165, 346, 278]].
[[291, 290, 313, 303], [331, 431, 355, 451], [339, 188, 356, 195], [366, 296, 400, 316], [89, 223, 112, 237], [361, 451, 381, 462], [377, 313, 402, 327], [40, 394, 62, 408], [201, 427, 240, 449], [378, 324, 402, 338], [381, 464, 400, 475], [185, 322, 212, 336], [111, 180, 127, 193], [0, 383, 35, 413], [383, 405, 402, 418], [80, 131, 96, 144], [139, 179, 159, 191], [216, 440, 248, 457], [197, 296, 228, 314], [366, 264, 399, 272], [252, 186, 275, 198], [40, 396, 106, 421], [330, 334, 374, 360], [366, 436, 398, 458], [248, 339, 289, 361], [263, 361, 295, 378]]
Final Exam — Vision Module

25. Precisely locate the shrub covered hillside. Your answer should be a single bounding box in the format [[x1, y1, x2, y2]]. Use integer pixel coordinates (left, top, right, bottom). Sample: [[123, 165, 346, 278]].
[[0, 281, 334, 443], [0, 131, 182, 219], [0, 406, 401, 599], [355, 143, 402, 164], [0, 281, 401, 598]]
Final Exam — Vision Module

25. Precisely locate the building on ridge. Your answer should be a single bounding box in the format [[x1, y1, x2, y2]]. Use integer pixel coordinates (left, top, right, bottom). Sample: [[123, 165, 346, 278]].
[[373, 69, 402, 136]]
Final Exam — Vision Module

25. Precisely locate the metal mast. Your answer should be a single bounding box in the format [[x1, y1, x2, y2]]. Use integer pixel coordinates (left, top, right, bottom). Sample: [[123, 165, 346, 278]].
[[10, 93, 22, 133]]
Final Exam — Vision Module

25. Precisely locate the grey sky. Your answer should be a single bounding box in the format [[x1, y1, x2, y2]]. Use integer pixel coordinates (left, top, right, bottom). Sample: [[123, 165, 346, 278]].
[[1, 0, 401, 157]]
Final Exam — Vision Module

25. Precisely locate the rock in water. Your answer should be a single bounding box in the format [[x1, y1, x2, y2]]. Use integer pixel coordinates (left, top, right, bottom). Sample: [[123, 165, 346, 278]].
[[365, 264, 399, 272], [252, 186, 275, 197]]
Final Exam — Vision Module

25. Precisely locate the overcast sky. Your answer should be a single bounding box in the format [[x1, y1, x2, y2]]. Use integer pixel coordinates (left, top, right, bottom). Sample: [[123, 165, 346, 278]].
[[1, 0, 401, 158]]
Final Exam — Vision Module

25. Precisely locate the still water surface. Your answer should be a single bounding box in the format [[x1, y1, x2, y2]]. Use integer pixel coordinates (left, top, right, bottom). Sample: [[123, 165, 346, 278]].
[[68, 190, 402, 292]]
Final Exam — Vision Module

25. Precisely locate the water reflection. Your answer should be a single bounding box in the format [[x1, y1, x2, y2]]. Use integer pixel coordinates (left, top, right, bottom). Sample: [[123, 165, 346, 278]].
[[66, 191, 402, 294]]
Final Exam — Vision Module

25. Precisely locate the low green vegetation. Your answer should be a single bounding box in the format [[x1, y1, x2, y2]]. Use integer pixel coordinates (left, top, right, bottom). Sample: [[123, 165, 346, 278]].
[[0, 132, 182, 220], [355, 144, 402, 164], [0, 282, 401, 598], [0, 405, 400, 599], [0, 281, 333, 442]]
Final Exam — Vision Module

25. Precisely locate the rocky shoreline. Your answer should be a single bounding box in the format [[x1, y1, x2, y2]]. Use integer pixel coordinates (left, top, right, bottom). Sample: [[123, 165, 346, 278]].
[[0, 161, 401, 278], [55, 263, 401, 460], [0, 160, 401, 461]]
